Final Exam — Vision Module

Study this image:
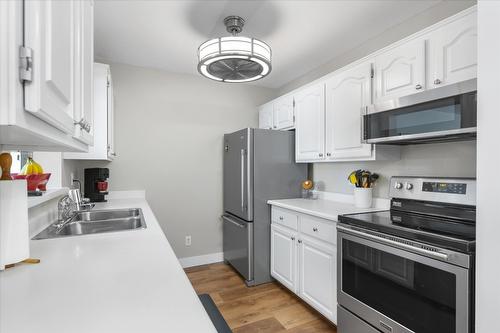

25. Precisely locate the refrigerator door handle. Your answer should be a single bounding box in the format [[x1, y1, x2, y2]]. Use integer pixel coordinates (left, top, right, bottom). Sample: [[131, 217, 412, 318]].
[[240, 148, 246, 212]]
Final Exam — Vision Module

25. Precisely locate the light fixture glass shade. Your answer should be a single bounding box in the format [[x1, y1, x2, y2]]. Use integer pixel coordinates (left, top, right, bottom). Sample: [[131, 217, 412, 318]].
[[198, 36, 271, 82]]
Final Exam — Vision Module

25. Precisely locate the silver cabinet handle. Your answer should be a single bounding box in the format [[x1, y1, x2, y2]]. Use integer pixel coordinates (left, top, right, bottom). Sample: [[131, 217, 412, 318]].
[[319, 153, 323, 157], [415, 84, 422, 90], [434, 79, 442, 85], [313, 227, 318, 232], [74, 118, 91, 133], [326, 153, 331, 157], [291, 236, 295, 241], [273, 125, 277, 129], [298, 239, 302, 244], [279, 216, 284, 220], [240, 149, 245, 212]]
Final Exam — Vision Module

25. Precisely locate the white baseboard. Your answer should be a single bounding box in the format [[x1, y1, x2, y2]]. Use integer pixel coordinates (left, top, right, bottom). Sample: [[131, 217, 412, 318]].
[[178, 252, 224, 268]]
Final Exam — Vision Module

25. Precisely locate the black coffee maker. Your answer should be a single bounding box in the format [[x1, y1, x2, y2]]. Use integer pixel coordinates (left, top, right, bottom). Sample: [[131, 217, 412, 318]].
[[84, 168, 109, 202]]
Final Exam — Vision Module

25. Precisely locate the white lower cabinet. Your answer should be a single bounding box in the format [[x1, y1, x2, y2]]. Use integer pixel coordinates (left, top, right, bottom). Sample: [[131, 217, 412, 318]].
[[299, 236, 336, 322], [270, 206, 337, 324], [271, 224, 297, 292]]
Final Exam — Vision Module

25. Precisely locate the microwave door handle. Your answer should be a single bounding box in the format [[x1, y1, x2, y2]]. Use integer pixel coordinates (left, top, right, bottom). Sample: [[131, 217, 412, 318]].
[[337, 225, 449, 261], [241, 149, 245, 212]]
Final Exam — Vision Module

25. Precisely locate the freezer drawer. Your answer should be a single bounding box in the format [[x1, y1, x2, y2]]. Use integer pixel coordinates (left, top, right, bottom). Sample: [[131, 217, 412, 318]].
[[222, 214, 254, 282]]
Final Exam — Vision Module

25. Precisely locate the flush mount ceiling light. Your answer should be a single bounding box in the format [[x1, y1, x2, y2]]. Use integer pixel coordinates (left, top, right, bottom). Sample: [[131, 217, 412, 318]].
[[197, 16, 272, 83]]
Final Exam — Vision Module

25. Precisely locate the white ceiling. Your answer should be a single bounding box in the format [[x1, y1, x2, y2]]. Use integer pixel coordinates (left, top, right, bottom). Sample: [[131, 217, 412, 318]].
[[94, 0, 441, 89]]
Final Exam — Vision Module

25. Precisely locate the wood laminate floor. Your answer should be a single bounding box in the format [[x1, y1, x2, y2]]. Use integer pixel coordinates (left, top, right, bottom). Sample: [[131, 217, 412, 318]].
[[185, 263, 337, 333]]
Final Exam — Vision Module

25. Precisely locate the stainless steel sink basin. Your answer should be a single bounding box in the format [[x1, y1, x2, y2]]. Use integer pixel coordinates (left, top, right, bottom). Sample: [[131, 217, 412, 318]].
[[72, 208, 142, 222], [33, 208, 146, 240]]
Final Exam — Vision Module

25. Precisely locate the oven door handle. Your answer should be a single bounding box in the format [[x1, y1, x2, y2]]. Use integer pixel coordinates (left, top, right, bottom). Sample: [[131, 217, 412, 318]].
[[337, 225, 449, 262]]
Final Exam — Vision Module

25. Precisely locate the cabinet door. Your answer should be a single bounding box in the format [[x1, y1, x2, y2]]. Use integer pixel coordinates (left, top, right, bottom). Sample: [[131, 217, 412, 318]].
[[73, 0, 94, 145], [428, 12, 477, 88], [271, 224, 297, 292], [298, 236, 336, 322], [325, 62, 372, 160], [106, 69, 116, 159], [294, 84, 325, 162], [273, 95, 294, 130], [24, 0, 77, 134], [374, 39, 426, 103], [258, 103, 273, 129]]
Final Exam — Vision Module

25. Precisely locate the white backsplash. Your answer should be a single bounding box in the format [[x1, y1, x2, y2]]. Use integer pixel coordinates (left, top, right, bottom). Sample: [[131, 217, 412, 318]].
[[313, 141, 476, 198]]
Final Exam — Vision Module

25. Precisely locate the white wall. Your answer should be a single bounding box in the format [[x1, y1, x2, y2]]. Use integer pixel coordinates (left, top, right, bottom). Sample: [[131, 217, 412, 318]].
[[313, 141, 477, 198], [68, 63, 276, 259], [476, 1, 500, 332]]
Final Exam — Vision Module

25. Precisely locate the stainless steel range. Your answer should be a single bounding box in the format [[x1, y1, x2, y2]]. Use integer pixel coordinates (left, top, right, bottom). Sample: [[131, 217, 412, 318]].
[[337, 177, 476, 333]]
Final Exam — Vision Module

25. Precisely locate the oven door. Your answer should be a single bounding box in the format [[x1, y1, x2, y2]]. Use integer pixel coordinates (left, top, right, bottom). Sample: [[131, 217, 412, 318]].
[[337, 226, 470, 333]]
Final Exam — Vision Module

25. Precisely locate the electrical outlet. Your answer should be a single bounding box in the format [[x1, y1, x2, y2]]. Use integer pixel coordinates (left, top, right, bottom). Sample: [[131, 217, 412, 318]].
[[185, 235, 192, 247]]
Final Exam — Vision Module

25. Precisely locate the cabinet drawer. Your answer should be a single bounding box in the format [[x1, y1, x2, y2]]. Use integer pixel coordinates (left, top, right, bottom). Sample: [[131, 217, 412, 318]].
[[300, 214, 336, 244], [271, 207, 298, 230]]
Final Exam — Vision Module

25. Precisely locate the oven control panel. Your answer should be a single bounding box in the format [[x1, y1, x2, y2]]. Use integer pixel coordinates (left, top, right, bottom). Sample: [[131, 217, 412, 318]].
[[422, 181, 467, 194], [390, 177, 476, 206]]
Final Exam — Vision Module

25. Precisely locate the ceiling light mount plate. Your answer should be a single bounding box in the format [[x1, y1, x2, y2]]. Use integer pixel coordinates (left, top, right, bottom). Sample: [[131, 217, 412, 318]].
[[197, 16, 271, 83], [224, 16, 245, 35]]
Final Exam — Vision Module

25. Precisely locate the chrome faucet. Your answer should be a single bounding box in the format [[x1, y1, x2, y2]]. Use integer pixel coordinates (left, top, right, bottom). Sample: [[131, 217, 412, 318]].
[[55, 188, 95, 230], [68, 188, 95, 211], [55, 195, 77, 229]]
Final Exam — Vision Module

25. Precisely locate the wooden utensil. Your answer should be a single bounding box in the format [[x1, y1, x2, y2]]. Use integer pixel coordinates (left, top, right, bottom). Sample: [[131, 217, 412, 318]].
[[0, 152, 13, 180], [5, 258, 41, 269]]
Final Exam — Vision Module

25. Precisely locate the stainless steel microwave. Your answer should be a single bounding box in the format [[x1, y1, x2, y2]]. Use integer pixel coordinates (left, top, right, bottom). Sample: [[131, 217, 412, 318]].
[[363, 79, 477, 145]]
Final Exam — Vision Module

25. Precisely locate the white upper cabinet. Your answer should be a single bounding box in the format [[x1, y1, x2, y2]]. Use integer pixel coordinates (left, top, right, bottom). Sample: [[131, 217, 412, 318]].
[[255, 6, 475, 163], [258, 103, 273, 129], [428, 11, 477, 88], [325, 62, 372, 160], [65, 63, 115, 161], [273, 95, 295, 130], [24, 0, 77, 134], [107, 68, 116, 159], [72, 0, 94, 145], [294, 83, 325, 162], [258, 96, 295, 130], [0, 0, 94, 152], [374, 39, 426, 103]]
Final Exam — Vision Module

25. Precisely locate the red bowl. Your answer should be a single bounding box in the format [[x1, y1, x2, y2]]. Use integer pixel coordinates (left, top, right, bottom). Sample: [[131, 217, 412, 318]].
[[12, 173, 51, 191]]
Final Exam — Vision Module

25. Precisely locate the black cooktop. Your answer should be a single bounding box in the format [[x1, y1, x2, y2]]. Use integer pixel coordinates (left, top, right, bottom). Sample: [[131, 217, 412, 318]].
[[339, 209, 476, 253]]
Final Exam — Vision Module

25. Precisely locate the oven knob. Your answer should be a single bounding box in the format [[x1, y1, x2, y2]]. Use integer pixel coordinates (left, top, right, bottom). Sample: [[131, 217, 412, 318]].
[[406, 183, 414, 190], [394, 182, 403, 189]]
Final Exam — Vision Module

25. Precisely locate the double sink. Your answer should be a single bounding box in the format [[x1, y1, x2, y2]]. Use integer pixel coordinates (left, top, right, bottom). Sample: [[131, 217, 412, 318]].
[[33, 208, 146, 240]]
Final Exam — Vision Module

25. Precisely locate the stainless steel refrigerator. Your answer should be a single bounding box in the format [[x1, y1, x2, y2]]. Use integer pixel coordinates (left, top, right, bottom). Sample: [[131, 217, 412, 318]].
[[222, 128, 307, 286]]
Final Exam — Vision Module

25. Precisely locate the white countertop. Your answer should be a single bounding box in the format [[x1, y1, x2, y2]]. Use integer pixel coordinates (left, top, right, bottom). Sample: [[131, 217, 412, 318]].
[[267, 198, 386, 222], [0, 197, 216, 333]]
